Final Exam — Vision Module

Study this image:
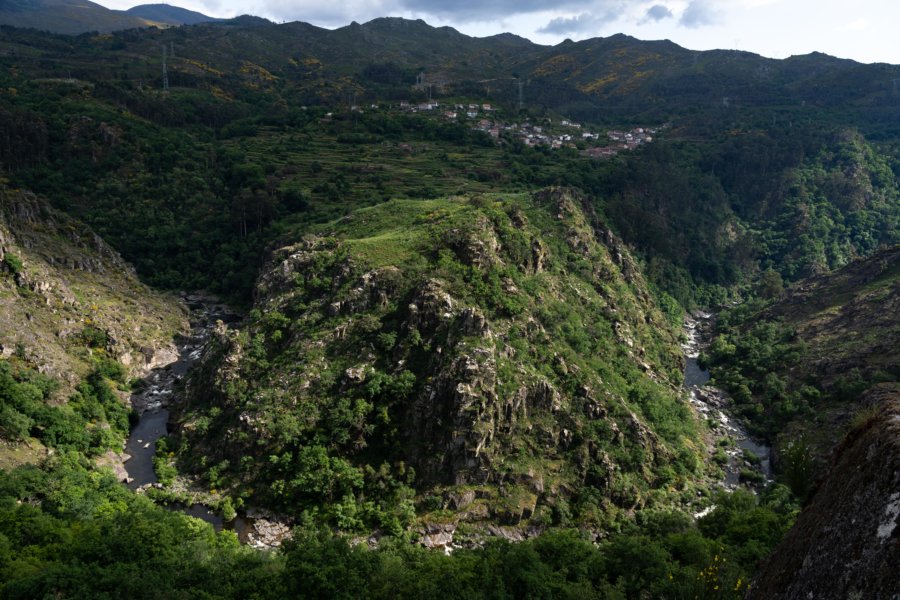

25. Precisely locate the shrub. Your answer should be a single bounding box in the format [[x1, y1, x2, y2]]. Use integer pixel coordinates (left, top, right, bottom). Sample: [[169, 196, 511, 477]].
[[2, 252, 23, 275]]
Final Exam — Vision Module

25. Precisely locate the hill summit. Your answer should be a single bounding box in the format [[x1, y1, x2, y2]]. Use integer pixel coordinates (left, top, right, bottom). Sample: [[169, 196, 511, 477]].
[[0, 0, 220, 33], [172, 188, 702, 538]]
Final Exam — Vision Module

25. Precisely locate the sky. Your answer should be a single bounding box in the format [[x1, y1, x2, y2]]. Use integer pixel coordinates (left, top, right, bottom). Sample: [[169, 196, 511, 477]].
[[94, 0, 900, 64]]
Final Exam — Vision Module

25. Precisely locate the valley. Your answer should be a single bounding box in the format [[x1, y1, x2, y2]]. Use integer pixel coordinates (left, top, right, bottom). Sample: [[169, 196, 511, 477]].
[[683, 313, 772, 492], [0, 11, 898, 599]]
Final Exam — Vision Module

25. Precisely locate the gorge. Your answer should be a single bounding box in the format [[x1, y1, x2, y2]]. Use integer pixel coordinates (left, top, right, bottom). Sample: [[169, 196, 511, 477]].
[[0, 11, 898, 598]]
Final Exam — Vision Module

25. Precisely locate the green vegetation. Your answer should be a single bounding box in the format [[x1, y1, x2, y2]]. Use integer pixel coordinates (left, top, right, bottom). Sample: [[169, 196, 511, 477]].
[[0, 20, 898, 304], [703, 316, 811, 440], [1, 252, 22, 276], [704, 246, 900, 481], [0, 357, 131, 455], [172, 190, 700, 533], [0, 15, 898, 598], [0, 342, 796, 599], [0, 450, 796, 599]]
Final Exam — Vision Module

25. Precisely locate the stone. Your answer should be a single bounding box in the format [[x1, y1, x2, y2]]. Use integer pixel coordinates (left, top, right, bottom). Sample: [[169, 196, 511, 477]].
[[344, 365, 367, 383], [419, 522, 456, 551], [447, 489, 476, 510]]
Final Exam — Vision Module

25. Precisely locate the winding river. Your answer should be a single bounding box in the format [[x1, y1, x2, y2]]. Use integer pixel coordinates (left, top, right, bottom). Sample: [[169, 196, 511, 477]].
[[122, 295, 292, 548], [683, 312, 773, 489], [121, 295, 255, 534]]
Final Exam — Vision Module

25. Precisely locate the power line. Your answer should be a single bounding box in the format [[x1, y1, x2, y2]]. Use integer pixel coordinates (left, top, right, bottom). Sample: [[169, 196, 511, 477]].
[[162, 45, 169, 91]]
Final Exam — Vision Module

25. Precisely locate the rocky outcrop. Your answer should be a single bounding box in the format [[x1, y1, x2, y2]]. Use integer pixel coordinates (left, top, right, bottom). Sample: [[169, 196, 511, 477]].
[[747, 384, 900, 600], [418, 522, 457, 552], [399, 278, 508, 484], [255, 236, 340, 302], [443, 214, 503, 269], [328, 267, 402, 317], [240, 512, 294, 549], [175, 190, 694, 536], [95, 450, 133, 484], [0, 184, 187, 394], [1, 186, 132, 275]]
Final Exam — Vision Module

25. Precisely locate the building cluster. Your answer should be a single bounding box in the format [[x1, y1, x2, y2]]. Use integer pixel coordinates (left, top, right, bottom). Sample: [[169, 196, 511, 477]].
[[391, 100, 661, 157], [607, 128, 655, 147], [400, 101, 495, 117], [471, 119, 659, 156], [581, 127, 659, 158], [471, 119, 594, 148]]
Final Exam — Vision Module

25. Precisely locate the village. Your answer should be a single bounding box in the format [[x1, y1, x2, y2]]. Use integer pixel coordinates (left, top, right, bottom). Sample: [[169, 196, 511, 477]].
[[389, 99, 661, 158]]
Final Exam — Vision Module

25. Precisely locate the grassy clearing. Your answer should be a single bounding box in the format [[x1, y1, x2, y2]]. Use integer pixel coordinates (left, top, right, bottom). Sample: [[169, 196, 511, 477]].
[[0, 438, 46, 471]]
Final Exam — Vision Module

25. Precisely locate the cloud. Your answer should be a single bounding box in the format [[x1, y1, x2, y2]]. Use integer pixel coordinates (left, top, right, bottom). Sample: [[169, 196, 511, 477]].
[[679, 0, 720, 28], [641, 4, 673, 23], [251, 0, 394, 26], [740, 0, 780, 6], [397, 0, 586, 21], [534, 0, 658, 36], [538, 12, 603, 35], [838, 18, 868, 32], [249, 0, 592, 26], [245, 0, 688, 32], [196, 0, 224, 12]]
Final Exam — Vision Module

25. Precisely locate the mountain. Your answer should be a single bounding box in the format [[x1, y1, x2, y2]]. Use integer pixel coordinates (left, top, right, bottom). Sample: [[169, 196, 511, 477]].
[[1, 14, 899, 129], [0, 0, 220, 34], [0, 16, 896, 306], [172, 188, 702, 536], [0, 183, 186, 471], [0, 13, 897, 595], [0, 0, 149, 34], [124, 3, 221, 26], [0, 183, 187, 388], [704, 245, 900, 488]]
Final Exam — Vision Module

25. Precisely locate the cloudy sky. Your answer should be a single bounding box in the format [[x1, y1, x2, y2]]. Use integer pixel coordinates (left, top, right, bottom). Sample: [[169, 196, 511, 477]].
[[95, 0, 900, 64]]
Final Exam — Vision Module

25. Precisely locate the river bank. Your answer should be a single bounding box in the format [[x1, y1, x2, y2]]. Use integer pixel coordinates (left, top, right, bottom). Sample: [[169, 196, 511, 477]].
[[683, 311, 772, 490], [117, 294, 292, 548]]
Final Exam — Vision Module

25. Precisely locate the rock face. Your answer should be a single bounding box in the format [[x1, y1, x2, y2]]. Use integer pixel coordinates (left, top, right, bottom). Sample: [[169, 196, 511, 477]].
[[0, 184, 187, 393], [240, 515, 294, 550], [763, 245, 900, 393], [747, 384, 900, 600], [175, 189, 696, 534]]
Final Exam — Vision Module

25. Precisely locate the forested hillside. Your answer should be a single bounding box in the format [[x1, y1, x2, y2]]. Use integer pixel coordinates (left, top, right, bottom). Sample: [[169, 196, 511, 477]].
[[171, 189, 699, 535], [704, 245, 900, 484], [1, 20, 897, 305]]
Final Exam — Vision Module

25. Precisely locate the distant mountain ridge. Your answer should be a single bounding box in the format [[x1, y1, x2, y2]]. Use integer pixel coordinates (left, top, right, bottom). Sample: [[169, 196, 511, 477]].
[[1, 12, 899, 142], [0, 0, 221, 34], [124, 3, 222, 26], [2, 6, 899, 128]]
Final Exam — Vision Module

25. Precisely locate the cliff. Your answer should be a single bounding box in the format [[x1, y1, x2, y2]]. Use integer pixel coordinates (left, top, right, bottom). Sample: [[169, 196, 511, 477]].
[[747, 384, 900, 599]]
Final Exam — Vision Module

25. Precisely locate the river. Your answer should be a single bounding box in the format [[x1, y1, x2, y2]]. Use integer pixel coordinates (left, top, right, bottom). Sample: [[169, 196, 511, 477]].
[[123, 299, 766, 541], [683, 312, 772, 489], [122, 294, 293, 548], [124, 293, 237, 490], [121, 294, 263, 539]]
